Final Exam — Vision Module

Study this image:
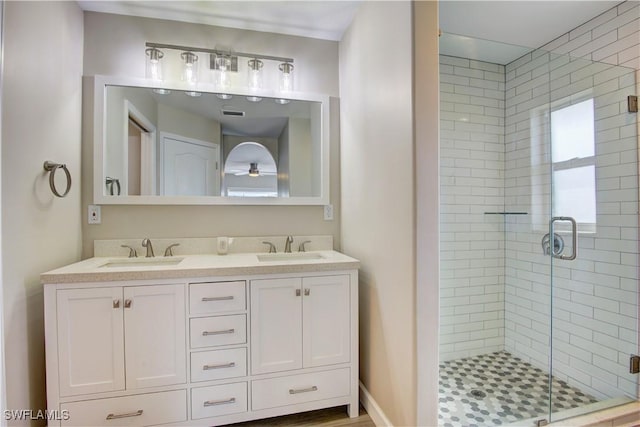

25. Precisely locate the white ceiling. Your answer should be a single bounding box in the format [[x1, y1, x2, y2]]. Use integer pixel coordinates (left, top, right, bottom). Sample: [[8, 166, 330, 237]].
[[439, 1, 623, 64], [77, 0, 362, 41], [78, 0, 624, 64]]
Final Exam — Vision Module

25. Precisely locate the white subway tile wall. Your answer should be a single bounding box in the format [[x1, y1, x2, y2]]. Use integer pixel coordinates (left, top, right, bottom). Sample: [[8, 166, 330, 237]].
[[439, 56, 506, 361], [439, 0, 639, 399]]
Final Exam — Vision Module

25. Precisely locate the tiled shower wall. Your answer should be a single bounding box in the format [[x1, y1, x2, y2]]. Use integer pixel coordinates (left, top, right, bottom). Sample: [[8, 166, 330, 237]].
[[439, 57, 506, 361], [439, 0, 639, 396], [504, 1, 640, 400]]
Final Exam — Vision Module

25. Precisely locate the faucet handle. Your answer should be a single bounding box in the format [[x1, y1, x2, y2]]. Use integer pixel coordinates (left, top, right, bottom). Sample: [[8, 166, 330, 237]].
[[298, 241, 311, 252], [262, 241, 277, 253], [164, 243, 180, 257], [121, 245, 137, 258]]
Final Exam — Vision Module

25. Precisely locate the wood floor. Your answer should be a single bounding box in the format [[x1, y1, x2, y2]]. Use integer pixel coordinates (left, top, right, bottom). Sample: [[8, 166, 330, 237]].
[[229, 405, 375, 427]]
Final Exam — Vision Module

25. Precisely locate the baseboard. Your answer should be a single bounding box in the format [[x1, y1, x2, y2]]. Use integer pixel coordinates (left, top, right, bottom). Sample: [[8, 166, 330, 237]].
[[359, 381, 393, 427]]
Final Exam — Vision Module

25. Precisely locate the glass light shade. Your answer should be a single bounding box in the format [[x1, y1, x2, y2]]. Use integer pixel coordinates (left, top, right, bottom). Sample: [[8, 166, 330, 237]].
[[247, 59, 264, 91], [181, 51, 198, 85], [279, 62, 294, 92], [215, 55, 232, 90], [145, 47, 164, 81]]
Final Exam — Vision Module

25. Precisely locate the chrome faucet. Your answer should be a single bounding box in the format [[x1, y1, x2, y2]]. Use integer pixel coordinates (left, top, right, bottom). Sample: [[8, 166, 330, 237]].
[[284, 236, 293, 253], [141, 238, 155, 257]]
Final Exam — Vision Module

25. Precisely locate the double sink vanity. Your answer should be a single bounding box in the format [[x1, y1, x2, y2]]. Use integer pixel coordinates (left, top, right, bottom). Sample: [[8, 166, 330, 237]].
[[42, 236, 359, 426]]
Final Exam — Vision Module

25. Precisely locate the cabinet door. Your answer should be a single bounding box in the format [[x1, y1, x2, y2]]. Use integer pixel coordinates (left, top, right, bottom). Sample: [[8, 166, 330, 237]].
[[302, 275, 350, 367], [250, 278, 302, 374], [124, 284, 186, 389], [57, 287, 125, 396]]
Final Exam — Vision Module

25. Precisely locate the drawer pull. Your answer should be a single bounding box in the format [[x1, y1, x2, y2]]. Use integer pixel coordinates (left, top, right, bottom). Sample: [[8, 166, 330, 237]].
[[202, 329, 235, 336], [203, 397, 236, 407], [289, 386, 318, 395], [106, 409, 143, 420], [202, 296, 235, 302], [203, 362, 236, 370]]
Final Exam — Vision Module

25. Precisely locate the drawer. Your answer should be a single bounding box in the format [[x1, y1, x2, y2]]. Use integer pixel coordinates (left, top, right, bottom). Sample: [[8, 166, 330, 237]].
[[190, 315, 246, 348], [60, 389, 186, 426], [251, 368, 350, 411], [190, 281, 246, 314], [191, 382, 247, 420], [191, 348, 247, 382]]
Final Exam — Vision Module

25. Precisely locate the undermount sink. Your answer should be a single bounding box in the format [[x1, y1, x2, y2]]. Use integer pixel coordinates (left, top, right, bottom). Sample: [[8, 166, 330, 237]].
[[257, 252, 324, 262], [100, 257, 185, 268]]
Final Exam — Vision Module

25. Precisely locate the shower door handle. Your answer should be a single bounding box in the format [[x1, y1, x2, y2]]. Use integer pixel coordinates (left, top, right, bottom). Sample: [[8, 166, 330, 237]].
[[550, 216, 577, 261]]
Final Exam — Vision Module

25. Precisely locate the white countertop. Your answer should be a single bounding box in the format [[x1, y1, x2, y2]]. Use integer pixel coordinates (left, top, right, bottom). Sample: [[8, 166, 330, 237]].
[[41, 251, 360, 284]]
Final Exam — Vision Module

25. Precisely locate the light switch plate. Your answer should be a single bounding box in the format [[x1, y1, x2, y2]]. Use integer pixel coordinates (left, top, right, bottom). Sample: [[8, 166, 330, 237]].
[[88, 205, 101, 224]]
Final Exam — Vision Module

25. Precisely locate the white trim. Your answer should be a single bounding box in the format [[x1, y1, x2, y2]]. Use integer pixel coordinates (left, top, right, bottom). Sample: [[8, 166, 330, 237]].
[[124, 99, 156, 196], [359, 381, 393, 427]]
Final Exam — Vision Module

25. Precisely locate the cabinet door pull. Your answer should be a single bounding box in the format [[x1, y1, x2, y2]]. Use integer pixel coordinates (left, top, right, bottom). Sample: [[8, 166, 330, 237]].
[[289, 386, 318, 394], [204, 397, 236, 407], [106, 409, 143, 420], [113, 299, 120, 309], [201, 296, 234, 302], [304, 288, 310, 296], [202, 329, 235, 336], [295, 289, 301, 296], [203, 362, 236, 370], [124, 299, 132, 308]]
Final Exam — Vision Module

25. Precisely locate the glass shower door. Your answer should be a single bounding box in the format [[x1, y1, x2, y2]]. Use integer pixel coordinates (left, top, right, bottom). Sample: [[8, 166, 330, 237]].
[[547, 54, 639, 423]]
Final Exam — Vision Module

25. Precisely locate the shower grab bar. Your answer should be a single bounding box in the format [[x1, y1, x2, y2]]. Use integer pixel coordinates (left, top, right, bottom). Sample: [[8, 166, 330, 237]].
[[550, 216, 577, 261]]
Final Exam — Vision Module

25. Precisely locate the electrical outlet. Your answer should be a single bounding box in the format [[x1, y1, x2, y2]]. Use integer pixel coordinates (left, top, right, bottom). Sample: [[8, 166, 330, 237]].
[[323, 204, 334, 221], [88, 205, 101, 224]]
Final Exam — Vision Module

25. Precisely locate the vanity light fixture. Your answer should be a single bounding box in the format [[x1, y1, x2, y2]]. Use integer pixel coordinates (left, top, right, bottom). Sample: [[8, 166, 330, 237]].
[[274, 98, 290, 105], [246, 96, 262, 103], [279, 62, 294, 92], [216, 94, 233, 100], [248, 162, 260, 177], [145, 47, 164, 81], [180, 51, 198, 85], [184, 91, 202, 97], [152, 88, 171, 95], [144, 42, 295, 93]]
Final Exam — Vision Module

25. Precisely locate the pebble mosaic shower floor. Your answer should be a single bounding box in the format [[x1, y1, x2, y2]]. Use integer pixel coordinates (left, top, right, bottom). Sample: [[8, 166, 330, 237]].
[[438, 351, 599, 427]]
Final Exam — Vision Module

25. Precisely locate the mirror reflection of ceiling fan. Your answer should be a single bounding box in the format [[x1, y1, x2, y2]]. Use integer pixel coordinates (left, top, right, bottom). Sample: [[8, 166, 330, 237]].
[[232, 162, 277, 177]]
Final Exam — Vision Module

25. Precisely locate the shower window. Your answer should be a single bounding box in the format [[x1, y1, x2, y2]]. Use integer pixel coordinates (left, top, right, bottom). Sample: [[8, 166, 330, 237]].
[[551, 97, 596, 232]]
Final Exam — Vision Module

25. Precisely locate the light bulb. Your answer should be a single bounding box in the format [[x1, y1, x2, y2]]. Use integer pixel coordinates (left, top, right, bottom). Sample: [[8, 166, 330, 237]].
[[181, 52, 198, 85], [279, 62, 294, 93], [215, 55, 231, 90], [247, 58, 263, 91], [145, 47, 164, 81]]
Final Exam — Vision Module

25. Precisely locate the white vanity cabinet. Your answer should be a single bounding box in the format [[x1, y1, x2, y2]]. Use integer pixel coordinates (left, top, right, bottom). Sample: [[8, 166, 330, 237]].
[[44, 267, 358, 427], [250, 275, 350, 375], [55, 284, 186, 397]]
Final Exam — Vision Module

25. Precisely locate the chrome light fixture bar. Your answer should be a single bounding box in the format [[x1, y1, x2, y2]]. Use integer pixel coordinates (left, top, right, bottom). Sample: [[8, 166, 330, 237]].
[[145, 42, 294, 71]]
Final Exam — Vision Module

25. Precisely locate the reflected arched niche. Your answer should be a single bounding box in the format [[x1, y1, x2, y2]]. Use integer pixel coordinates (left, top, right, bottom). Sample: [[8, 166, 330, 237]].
[[223, 141, 278, 197]]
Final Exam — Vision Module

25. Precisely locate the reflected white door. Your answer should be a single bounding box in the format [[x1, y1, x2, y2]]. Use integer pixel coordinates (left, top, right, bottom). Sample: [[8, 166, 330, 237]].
[[161, 134, 219, 196]]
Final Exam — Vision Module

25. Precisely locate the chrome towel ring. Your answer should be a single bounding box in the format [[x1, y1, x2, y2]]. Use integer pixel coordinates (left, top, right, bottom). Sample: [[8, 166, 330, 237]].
[[43, 161, 72, 198]]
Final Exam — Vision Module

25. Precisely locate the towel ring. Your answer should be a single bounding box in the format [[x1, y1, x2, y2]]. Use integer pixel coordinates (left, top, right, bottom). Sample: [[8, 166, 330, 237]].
[[106, 177, 121, 196], [43, 161, 72, 198]]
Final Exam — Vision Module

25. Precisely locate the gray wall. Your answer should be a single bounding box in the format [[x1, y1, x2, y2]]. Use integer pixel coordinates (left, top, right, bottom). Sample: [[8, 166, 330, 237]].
[[2, 2, 84, 424], [81, 12, 341, 258]]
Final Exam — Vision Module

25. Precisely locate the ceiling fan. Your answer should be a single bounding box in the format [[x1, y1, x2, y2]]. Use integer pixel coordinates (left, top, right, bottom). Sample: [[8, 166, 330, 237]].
[[231, 162, 277, 177]]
